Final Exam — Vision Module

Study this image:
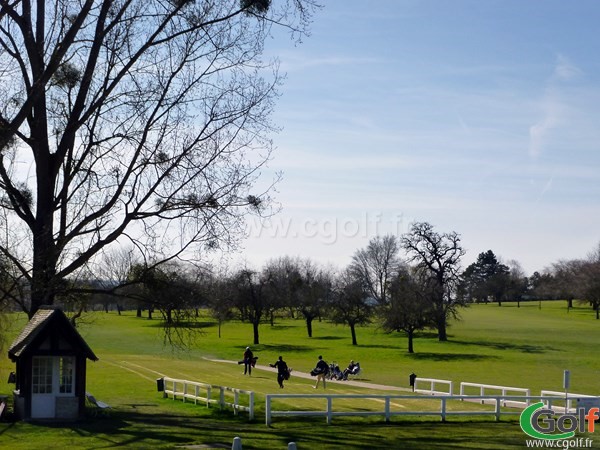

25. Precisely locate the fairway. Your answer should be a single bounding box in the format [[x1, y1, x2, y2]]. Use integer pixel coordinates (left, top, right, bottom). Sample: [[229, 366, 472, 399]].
[[1, 300, 599, 449]]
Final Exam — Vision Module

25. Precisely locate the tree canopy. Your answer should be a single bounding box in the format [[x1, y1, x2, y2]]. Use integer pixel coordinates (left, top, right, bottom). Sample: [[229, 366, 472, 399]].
[[0, 0, 318, 317]]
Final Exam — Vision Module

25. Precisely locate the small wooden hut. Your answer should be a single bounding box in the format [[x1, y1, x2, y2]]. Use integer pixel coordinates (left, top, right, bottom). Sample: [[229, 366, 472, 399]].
[[8, 306, 98, 420]]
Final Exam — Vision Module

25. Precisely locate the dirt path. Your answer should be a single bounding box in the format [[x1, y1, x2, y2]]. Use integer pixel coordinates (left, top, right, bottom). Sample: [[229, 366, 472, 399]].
[[203, 357, 413, 392]]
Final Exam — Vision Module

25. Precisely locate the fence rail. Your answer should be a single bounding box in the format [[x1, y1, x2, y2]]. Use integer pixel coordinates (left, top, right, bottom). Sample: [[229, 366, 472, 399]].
[[413, 377, 453, 395], [265, 394, 570, 426], [459, 382, 530, 407], [540, 390, 598, 413], [162, 377, 254, 420]]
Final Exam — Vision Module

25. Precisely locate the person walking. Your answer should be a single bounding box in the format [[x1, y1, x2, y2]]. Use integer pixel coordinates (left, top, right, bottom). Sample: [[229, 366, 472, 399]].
[[270, 356, 289, 388], [243, 346, 253, 376], [312, 355, 329, 389]]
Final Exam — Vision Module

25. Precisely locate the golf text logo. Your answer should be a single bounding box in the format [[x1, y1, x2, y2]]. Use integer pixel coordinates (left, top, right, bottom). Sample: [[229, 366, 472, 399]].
[[520, 402, 599, 440]]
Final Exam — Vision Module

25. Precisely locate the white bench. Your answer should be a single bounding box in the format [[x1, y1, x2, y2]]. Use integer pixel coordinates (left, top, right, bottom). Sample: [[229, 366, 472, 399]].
[[86, 392, 112, 415]]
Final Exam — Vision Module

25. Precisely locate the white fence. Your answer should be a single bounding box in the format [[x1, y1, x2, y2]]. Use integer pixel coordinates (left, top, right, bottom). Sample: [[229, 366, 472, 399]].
[[162, 377, 254, 420], [540, 390, 598, 413], [264, 393, 568, 425], [459, 382, 530, 407], [413, 377, 453, 395]]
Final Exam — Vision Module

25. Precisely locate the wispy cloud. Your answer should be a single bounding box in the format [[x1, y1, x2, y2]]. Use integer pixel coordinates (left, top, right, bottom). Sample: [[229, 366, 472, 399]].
[[529, 54, 581, 158], [553, 54, 583, 81], [278, 54, 380, 73]]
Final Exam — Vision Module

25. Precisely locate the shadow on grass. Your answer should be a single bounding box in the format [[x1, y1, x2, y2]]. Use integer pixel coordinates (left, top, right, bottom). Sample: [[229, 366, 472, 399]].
[[146, 320, 216, 329], [451, 340, 555, 354], [21, 409, 407, 449], [407, 352, 496, 362], [268, 324, 299, 331], [1, 406, 527, 449], [311, 336, 345, 341], [359, 343, 402, 350], [249, 343, 316, 353]]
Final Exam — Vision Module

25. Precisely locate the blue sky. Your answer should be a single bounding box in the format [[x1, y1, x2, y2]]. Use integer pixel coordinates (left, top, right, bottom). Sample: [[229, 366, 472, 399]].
[[240, 0, 600, 275]]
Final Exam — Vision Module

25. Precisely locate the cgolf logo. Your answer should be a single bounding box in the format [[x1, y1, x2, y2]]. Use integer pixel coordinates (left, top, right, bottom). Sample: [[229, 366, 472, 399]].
[[520, 402, 599, 440]]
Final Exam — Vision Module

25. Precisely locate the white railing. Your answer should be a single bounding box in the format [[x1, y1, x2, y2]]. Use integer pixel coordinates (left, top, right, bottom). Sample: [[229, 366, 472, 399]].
[[413, 377, 453, 395], [459, 382, 530, 407], [540, 390, 598, 413], [162, 377, 254, 420], [264, 394, 567, 425]]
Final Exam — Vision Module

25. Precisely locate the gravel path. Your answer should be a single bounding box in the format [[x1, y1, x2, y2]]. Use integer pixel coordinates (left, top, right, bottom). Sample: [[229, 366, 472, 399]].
[[203, 357, 413, 392]]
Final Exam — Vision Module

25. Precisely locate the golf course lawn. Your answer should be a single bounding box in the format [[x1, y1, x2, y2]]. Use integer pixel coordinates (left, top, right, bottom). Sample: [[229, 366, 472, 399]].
[[0, 300, 598, 449]]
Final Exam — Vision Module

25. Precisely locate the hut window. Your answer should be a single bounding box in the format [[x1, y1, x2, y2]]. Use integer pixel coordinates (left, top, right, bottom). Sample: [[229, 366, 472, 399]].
[[32, 356, 53, 394], [59, 357, 74, 394]]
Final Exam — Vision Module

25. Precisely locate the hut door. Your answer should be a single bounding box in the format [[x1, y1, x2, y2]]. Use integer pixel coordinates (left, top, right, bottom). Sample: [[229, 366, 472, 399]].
[[31, 356, 76, 419], [31, 356, 55, 418]]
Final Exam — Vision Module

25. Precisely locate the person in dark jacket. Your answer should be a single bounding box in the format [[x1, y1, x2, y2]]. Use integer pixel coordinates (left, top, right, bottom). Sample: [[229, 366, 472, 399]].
[[312, 355, 329, 389], [270, 356, 289, 388], [243, 347, 253, 376]]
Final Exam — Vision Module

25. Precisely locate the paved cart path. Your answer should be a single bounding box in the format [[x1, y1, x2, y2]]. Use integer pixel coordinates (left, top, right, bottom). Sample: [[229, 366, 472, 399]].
[[203, 357, 413, 392]]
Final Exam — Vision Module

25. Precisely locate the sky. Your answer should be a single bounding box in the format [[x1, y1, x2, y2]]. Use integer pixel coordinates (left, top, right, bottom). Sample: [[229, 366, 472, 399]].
[[237, 0, 600, 276]]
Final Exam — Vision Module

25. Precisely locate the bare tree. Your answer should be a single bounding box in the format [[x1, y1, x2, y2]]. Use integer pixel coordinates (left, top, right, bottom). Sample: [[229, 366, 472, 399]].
[[265, 256, 332, 337], [350, 235, 401, 305], [231, 267, 272, 345], [328, 268, 373, 346], [504, 259, 529, 307], [382, 267, 432, 353], [0, 0, 319, 317], [295, 259, 332, 337], [400, 222, 465, 341], [207, 274, 235, 338]]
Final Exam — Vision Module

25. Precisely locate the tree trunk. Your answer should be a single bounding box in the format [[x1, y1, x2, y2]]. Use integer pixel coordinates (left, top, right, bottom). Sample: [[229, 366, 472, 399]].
[[29, 70, 58, 318], [253, 320, 260, 345], [437, 316, 447, 341], [30, 216, 59, 317], [350, 323, 357, 346], [306, 317, 313, 338], [407, 329, 414, 353]]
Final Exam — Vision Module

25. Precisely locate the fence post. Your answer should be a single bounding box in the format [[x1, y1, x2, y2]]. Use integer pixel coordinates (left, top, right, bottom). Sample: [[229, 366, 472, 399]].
[[206, 386, 211, 408], [194, 385, 199, 405], [220, 387, 225, 410], [265, 395, 271, 426], [326, 396, 332, 424], [495, 397, 501, 422], [288, 443, 297, 450], [440, 397, 446, 422], [249, 392, 255, 421], [232, 436, 242, 450], [234, 391, 239, 416], [385, 397, 390, 423]]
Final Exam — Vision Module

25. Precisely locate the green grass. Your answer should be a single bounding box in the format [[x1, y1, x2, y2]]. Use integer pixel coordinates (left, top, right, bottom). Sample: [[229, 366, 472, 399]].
[[1, 300, 599, 449]]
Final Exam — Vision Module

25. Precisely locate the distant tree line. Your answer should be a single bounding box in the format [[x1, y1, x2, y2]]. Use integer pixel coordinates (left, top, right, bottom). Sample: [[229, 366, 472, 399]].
[[1, 221, 599, 352]]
